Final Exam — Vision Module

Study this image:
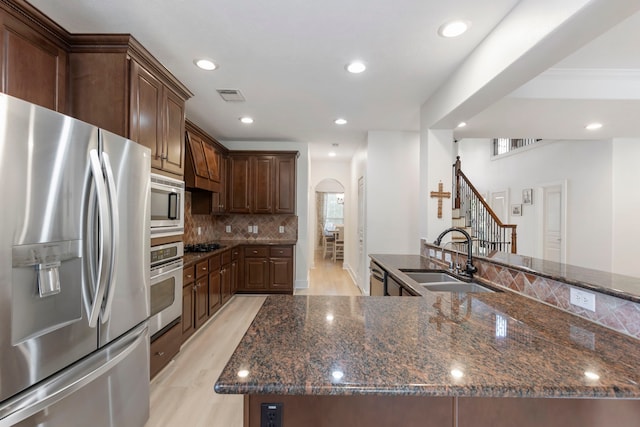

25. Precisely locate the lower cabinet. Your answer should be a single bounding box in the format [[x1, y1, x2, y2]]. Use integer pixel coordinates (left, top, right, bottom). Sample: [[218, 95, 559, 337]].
[[221, 250, 232, 304], [238, 245, 294, 293], [181, 265, 196, 342], [150, 321, 181, 379], [208, 254, 222, 316]]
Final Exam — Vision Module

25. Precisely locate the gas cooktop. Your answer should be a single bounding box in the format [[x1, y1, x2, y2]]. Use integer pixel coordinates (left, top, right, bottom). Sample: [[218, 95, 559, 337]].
[[184, 243, 225, 253]]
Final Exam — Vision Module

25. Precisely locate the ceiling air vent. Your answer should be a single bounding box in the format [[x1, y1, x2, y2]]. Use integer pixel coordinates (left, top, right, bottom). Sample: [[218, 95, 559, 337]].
[[216, 89, 245, 102]]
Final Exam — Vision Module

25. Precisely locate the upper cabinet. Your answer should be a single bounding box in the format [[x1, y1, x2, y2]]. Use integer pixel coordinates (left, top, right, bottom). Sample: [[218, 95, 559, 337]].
[[228, 152, 298, 214], [0, 1, 68, 112], [68, 35, 192, 177]]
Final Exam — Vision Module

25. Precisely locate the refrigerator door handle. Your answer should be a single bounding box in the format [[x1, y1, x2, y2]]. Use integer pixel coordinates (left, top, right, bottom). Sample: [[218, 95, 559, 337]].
[[0, 323, 148, 427], [87, 149, 110, 328], [99, 152, 119, 323]]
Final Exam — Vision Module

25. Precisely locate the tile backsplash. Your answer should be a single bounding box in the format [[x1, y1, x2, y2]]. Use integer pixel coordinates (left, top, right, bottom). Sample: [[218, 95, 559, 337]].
[[184, 191, 298, 244], [422, 241, 640, 340]]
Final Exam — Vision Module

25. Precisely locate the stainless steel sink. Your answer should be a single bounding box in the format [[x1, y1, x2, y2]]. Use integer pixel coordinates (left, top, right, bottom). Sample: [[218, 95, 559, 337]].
[[421, 282, 494, 293], [400, 271, 462, 283]]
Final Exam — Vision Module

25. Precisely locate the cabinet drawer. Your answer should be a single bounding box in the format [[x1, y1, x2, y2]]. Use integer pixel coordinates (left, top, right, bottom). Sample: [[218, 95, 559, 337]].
[[183, 265, 195, 284], [221, 249, 232, 265], [195, 260, 209, 278], [244, 246, 268, 257], [150, 322, 181, 379], [270, 246, 292, 257], [209, 254, 221, 270]]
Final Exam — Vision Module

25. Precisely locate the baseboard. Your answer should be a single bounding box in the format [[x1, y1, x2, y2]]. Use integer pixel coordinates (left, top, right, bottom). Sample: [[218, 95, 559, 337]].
[[343, 262, 358, 286]]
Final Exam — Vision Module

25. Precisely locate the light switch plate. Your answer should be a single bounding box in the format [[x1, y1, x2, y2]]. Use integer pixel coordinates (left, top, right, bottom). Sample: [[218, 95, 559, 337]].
[[248, 226, 253, 233], [225, 225, 231, 233], [279, 226, 285, 233], [253, 225, 258, 233]]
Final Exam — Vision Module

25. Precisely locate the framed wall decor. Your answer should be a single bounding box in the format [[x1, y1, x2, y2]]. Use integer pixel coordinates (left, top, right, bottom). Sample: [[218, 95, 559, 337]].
[[511, 204, 522, 216], [522, 188, 533, 205]]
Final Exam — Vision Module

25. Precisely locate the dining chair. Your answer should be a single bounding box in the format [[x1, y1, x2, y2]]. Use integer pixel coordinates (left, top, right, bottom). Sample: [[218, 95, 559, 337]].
[[323, 229, 335, 259], [332, 226, 344, 262]]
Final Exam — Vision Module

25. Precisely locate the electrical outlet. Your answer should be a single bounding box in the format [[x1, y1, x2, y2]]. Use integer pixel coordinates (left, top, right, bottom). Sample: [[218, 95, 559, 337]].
[[444, 253, 452, 263], [279, 226, 285, 233], [436, 250, 442, 260], [225, 225, 231, 233], [260, 403, 282, 427], [253, 225, 258, 234], [429, 249, 435, 257], [197, 227, 202, 236], [570, 288, 596, 312], [248, 225, 253, 233]]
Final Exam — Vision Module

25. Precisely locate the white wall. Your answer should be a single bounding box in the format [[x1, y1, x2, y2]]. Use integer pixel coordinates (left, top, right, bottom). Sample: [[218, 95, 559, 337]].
[[611, 138, 640, 277], [366, 131, 420, 254], [222, 140, 310, 289], [457, 138, 614, 272]]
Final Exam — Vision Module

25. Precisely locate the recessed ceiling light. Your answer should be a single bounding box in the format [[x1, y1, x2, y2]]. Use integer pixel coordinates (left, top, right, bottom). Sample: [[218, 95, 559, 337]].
[[457, 122, 467, 128], [194, 58, 217, 71], [239, 117, 254, 124], [334, 118, 347, 125], [585, 122, 602, 130], [438, 20, 470, 38], [328, 152, 337, 157], [345, 61, 366, 74]]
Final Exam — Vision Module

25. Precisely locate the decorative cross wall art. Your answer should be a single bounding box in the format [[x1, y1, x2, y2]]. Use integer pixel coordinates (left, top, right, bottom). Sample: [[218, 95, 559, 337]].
[[430, 181, 451, 219]]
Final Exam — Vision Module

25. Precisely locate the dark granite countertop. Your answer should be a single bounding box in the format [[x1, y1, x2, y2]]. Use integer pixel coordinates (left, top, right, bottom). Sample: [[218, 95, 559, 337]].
[[183, 239, 297, 267], [215, 293, 640, 398]]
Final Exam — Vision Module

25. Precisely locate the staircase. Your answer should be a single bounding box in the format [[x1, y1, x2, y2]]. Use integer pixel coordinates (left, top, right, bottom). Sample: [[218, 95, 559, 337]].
[[450, 156, 517, 255]]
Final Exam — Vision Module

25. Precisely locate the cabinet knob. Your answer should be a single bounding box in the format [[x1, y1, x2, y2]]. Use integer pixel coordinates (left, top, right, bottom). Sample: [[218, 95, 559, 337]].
[[202, 267, 207, 270], [186, 274, 192, 279], [155, 351, 165, 357], [253, 250, 258, 254]]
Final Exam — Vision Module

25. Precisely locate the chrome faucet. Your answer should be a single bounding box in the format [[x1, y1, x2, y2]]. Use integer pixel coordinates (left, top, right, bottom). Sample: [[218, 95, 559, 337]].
[[434, 228, 477, 277]]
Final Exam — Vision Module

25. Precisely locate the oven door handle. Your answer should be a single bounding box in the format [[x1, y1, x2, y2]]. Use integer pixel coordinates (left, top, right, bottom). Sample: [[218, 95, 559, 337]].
[[150, 260, 184, 282], [167, 192, 178, 220]]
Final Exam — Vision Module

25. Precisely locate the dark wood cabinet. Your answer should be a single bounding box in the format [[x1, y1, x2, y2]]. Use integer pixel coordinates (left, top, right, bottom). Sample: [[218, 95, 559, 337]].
[[238, 245, 294, 293], [243, 246, 270, 291], [181, 266, 196, 342], [185, 121, 226, 194], [274, 155, 296, 214], [228, 155, 252, 213], [221, 250, 232, 304], [150, 321, 181, 379], [68, 35, 191, 178], [252, 155, 273, 214], [228, 152, 297, 214], [208, 254, 221, 316], [0, 1, 68, 112], [230, 248, 240, 295], [194, 260, 209, 329]]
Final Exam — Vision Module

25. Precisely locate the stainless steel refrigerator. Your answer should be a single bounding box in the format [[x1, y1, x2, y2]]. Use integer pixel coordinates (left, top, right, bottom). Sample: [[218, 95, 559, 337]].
[[0, 93, 151, 426]]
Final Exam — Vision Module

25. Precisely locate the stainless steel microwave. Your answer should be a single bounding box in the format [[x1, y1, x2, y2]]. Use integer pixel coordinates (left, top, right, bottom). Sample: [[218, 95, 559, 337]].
[[150, 173, 184, 238]]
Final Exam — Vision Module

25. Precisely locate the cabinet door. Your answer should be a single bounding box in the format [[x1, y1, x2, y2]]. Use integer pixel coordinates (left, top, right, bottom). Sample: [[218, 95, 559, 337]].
[[269, 258, 293, 291], [0, 15, 67, 112], [202, 142, 221, 183], [129, 60, 163, 170], [243, 258, 269, 291], [162, 88, 186, 175], [187, 133, 209, 180], [221, 265, 231, 304], [252, 156, 273, 214], [228, 155, 251, 213], [195, 277, 209, 328], [209, 269, 221, 316], [230, 258, 239, 294], [274, 155, 296, 214], [182, 283, 195, 342]]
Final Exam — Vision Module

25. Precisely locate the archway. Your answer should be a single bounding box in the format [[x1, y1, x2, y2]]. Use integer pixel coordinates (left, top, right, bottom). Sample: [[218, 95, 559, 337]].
[[313, 178, 345, 262]]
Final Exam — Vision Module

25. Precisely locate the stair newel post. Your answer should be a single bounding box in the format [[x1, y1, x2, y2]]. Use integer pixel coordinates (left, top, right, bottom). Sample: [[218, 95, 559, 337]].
[[454, 156, 461, 210]]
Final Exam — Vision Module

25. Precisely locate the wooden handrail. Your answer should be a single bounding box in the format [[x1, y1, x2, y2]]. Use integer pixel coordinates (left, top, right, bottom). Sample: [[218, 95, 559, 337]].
[[453, 156, 517, 253]]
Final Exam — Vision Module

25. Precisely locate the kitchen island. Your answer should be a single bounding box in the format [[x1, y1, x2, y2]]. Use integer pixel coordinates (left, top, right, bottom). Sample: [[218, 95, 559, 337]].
[[215, 288, 640, 426]]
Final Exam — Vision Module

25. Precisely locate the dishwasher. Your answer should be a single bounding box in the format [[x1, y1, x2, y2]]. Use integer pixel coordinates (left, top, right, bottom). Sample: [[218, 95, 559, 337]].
[[369, 261, 387, 296]]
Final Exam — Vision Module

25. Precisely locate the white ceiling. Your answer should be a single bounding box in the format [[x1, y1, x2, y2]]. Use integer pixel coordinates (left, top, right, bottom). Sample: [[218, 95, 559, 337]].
[[28, 1, 640, 159]]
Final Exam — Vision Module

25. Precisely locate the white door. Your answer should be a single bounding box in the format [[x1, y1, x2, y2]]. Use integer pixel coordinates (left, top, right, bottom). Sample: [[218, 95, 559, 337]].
[[357, 177, 366, 294], [543, 185, 563, 263], [490, 190, 508, 223]]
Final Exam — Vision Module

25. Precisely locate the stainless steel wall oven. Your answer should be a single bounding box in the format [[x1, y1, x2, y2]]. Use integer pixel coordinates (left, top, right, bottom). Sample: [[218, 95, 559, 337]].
[[149, 242, 183, 337]]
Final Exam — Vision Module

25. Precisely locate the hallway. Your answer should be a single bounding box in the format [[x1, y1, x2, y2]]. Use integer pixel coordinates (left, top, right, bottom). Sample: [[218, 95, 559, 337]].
[[147, 251, 362, 426]]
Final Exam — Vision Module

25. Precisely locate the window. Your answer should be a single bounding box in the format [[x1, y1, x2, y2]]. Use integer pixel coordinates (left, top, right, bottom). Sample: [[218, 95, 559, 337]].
[[324, 193, 344, 230], [493, 138, 542, 156]]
